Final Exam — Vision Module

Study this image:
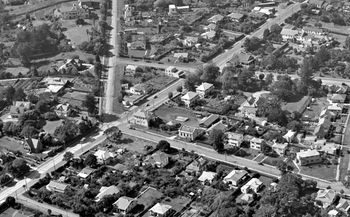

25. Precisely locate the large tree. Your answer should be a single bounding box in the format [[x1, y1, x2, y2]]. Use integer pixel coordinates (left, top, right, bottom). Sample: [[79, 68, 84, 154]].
[[7, 159, 30, 178], [103, 126, 122, 143], [209, 129, 224, 152], [54, 120, 79, 144], [83, 94, 98, 115], [200, 64, 220, 83], [157, 140, 171, 152]]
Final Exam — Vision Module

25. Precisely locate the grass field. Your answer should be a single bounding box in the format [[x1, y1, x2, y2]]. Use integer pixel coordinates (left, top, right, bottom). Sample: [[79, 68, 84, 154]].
[[154, 105, 199, 127], [0, 136, 25, 153], [262, 157, 284, 167], [138, 187, 163, 211], [117, 134, 156, 154], [300, 164, 337, 182], [62, 19, 92, 47], [43, 120, 63, 134]]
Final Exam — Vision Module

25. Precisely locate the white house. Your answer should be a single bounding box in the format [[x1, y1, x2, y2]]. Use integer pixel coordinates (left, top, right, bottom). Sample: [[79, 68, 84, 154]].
[[131, 110, 151, 128], [241, 178, 263, 194], [225, 132, 244, 147], [250, 137, 263, 150], [94, 150, 115, 164], [223, 170, 248, 187], [149, 203, 172, 217], [183, 36, 198, 47], [296, 149, 322, 166], [181, 91, 199, 107], [198, 171, 217, 184], [165, 66, 184, 78], [125, 65, 139, 74], [281, 28, 299, 41], [283, 130, 296, 143], [178, 125, 201, 141], [196, 82, 214, 98]]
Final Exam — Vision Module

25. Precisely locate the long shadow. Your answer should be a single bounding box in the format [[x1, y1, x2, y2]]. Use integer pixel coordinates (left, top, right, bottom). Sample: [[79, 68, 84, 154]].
[[119, 138, 133, 144]]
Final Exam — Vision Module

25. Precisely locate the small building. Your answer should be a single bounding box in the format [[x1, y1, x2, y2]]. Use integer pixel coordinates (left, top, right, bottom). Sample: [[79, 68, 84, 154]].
[[198, 171, 217, 184], [314, 117, 332, 138], [308, 0, 325, 9], [94, 149, 115, 164], [207, 121, 227, 133], [178, 125, 201, 141], [149, 203, 172, 217], [281, 28, 299, 41], [302, 26, 324, 35], [208, 14, 224, 24], [196, 82, 214, 98], [23, 138, 43, 153], [10, 101, 31, 118], [183, 36, 198, 47], [95, 185, 120, 202], [77, 167, 95, 179], [125, 65, 139, 74], [283, 130, 296, 143], [199, 114, 220, 128], [296, 149, 322, 166], [149, 152, 169, 168], [241, 178, 263, 194], [131, 110, 151, 128], [181, 91, 199, 107], [303, 135, 317, 146], [231, 53, 255, 66], [331, 94, 346, 103], [203, 23, 217, 32], [79, 0, 100, 9], [336, 198, 350, 214], [164, 66, 184, 78], [223, 170, 248, 187], [320, 143, 340, 155], [201, 30, 216, 40], [113, 196, 137, 214], [55, 103, 71, 117], [315, 189, 336, 208], [272, 143, 288, 156], [46, 181, 68, 193], [227, 12, 245, 22], [185, 157, 206, 175], [225, 132, 244, 148], [328, 210, 339, 217], [130, 83, 147, 95], [250, 137, 263, 150]]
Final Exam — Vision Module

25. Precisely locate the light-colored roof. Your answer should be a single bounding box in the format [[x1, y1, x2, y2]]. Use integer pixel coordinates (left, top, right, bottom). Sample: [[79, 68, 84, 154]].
[[226, 132, 244, 141], [328, 104, 342, 111], [95, 185, 120, 202], [56, 103, 70, 111], [94, 149, 115, 160], [297, 149, 320, 158], [14, 101, 31, 108], [251, 137, 263, 144], [227, 12, 244, 20], [47, 85, 63, 93], [303, 26, 324, 33], [224, 170, 248, 183], [181, 91, 198, 101], [316, 189, 336, 206], [283, 130, 296, 138], [328, 209, 338, 215], [198, 171, 217, 182], [331, 93, 346, 102], [46, 181, 68, 192], [272, 143, 288, 149], [281, 28, 299, 36], [150, 203, 172, 215], [174, 52, 189, 58], [336, 198, 350, 212], [241, 178, 263, 191], [208, 14, 224, 23], [201, 30, 216, 39], [113, 196, 135, 211], [207, 121, 227, 132], [196, 82, 213, 91], [179, 125, 198, 134], [77, 167, 95, 179], [134, 110, 149, 119], [126, 65, 138, 70]]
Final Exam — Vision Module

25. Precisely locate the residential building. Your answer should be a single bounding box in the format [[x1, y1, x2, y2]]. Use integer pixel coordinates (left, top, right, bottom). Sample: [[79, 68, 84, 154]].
[[231, 53, 255, 66], [183, 36, 198, 47], [168, 4, 190, 15], [165, 66, 184, 78], [198, 171, 217, 184], [208, 14, 224, 24], [336, 198, 350, 214], [203, 23, 217, 32], [283, 130, 296, 143], [125, 65, 139, 74], [313, 117, 332, 138], [79, 0, 100, 9], [227, 12, 245, 22], [201, 30, 216, 40], [328, 210, 339, 217], [308, 0, 325, 9], [95, 185, 120, 202], [178, 125, 201, 141], [225, 132, 244, 147], [55, 103, 71, 117], [149, 203, 172, 217], [113, 196, 137, 214], [131, 110, 151, 128], [130, 83, 146, 95], [56, 6, 92, 20], [331, 94, 346, 103], [296, 149, 322, 166], [185, 157, 206, 175], [94, 149, 115, 164], [223, 170, 248, 187], [181, 91, 199, 107], [303, 135, 317, 146], [328, 104, 342, 113], [281, 28, 299, 41], [46, 181, 68, 193], [250, 137, 263, 150], [272, 143, 288, 156], [315, 189, 336, 208], [241, 178, 263, 194], [77, 167, 95, 179], [199, 114, 220, 128], [320, 143, 340, 155], [149, 152, 169, 168], [196, 82, 214, 98], [168, 4, 177, 14], [23, 138, 43, 153], [302, 26, 324, 35]]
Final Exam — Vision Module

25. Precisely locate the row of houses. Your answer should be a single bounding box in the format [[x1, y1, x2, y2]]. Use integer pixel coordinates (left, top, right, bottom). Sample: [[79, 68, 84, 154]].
[[280, 26, 333, 47]]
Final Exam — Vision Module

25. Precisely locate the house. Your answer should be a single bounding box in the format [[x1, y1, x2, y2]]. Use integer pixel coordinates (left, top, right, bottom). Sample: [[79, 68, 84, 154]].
[[199, 114, 220, 128], [95, 185, 120, 202], [168, 4, 177, 14], [283, 130, 296, 143], [315, 189, 336, 208], [46, 181, 68, 193], [198, 171, 217, 184], [225, 132, 244, 147], [181, 91, 199, 107], [57, 6, 92, 20], [149, 152, 169, 168], [308, 0, 325, 9], [320, 143, 340, 155], [296, 149, 322, 166], [314, 117, 332, 138], [125, 65, 139, 74], [272, 143, 288, 156], [149, 203, 172, 217], [55, 103, 71, 117], [130, 83, 147, 95], [227, 12, 245, 22], [77, 167, 95, 179], [241, 178, 263, 194], [23, 138, 43, 153], [231, 53, 255, 66], [178, 125, 201, 141], [303, 135, 317, 146], [168, 4, 190, 15], [203, 23, 217, 32], [207, 121, 227, 133], [165, 66, 184, 78], [113, 196, 137, 214], [223, 170, 248, 187], [183, 36, 198, 47], [131, 110, 151, 128], [250, 137, 263, 150], [331, 94, 346, 103], [129, 34, 147, 50], [281, 28, 299, 41], [174, 53, 189, 61], [201, 31, 216, 40], [336, 198, 350, 214], [328, 210, 339, 217], [79, 0, 100, 9], [328, 104, 342, 113], [196, 82, 214, 98], [208, 14, 224, 24], [185, 157, 206, 175], [94, 149, 115, 164], [303, 26, 324, 35]]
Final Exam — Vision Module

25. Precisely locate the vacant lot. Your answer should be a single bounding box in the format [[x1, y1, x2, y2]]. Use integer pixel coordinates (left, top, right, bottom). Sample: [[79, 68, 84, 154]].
[[62, 20, 91, 47], [0, 136, 25, 153], [300, 163, 337, 182], [154, 105, 199, 127], [43, 120, 63, 135], [117, 134, 156, 154]]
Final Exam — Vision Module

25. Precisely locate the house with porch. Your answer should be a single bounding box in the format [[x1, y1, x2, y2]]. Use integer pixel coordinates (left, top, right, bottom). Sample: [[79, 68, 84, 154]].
[[196, 82, 214, 98]]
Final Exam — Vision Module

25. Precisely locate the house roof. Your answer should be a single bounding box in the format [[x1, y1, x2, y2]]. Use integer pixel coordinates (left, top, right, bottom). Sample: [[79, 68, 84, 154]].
[[185, 36, 198, 42], [226, 132, 244, 141], [196, 82, 213, 92], [77, 167, 95, 179], [150, 203, 172, 215], [126, 65, 138, 71], [316, 189, 336, 206], [328, 104, 342, 111], [14, 101, 31, 108], [227, 12, 244, 20], [113, 196, 135, 211], [231, 53, 254, 65], [198, 171, 217, 182], [281, 28, 299, 36], [200, 114, 220, 128], [25, 138, 40, 150], [94, 150, 115, 160], [224, 170, 248, 183], [303, 26, 324, 33], [208, 14, 224, 23], [186, 157, 206, 172], [112, 163, 128, 171], [95, 185, 120, 202], [297, 149, 320, 158], [204, 23, 216, 30], [151, 152, 169, 165], [134, 110, 149, 119], [174, 52, 189, 58], [47, 181, 68, 192], [201, 30, 216, 39], [251, 137, 263, 144], [241, 178, 263, 190], [56, 103, 70, 112], [272, 143, 288, 150], [207, 121, 227, 132], [336, 198, 350, 212], [331, 94, 346, 102], [328, 209, 338, 215], [181, 91, 198, 101], [283, 130, 296, 139], [179, 125, 198, 134]]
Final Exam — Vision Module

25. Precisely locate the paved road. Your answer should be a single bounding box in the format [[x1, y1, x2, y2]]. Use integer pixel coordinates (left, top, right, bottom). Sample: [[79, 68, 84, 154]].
[[212, 3, 302, 69], [105, 0, 124, 114]]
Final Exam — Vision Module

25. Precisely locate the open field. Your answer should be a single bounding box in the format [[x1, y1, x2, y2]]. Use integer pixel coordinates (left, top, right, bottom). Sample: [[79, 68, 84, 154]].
[[43, 120, 63, 134], [300, 163, 337, 182], [0, 136, 25, 153], [154, 105, 199, 127], [62, 20, 93, 47], [262, 156, 284, 167], [117, 134, 156, 154]]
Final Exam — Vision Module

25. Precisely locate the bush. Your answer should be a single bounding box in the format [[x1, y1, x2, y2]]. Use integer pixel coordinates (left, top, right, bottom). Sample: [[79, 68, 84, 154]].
[[44, 112, 59, 121], [76, 18, 85, 26]]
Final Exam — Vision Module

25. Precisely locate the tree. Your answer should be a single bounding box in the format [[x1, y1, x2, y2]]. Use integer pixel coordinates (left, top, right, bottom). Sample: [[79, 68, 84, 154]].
[[276, 161, 293, 175], [83, 94, 97, 115], [84, 153, 97, 167], [154, 0, 171, 9], [168, 92, 173, 99], [270, 24, 282, 34], [5, 196, 16, 207], [209, 129, 224, 152], [104, 126, 122, 143], [54, 120, 79, 144], [263, 29, 270, 40], [63, 151, 74, 162], [5, 86, 15, 103], [0, 119, 3, 133], [20, 125, 37, 138], [7, 159, 30, 178], [0, 174, 12, 185], [300, 57, 314, 85], [35, 100, 50, 113], [220, 66, 239, 92], [14, 88, 26, 101], [27, 94, 39, 104], [200, 64, 220, 83], [176, 86, 183, 93], [157, 140, 170, 152]]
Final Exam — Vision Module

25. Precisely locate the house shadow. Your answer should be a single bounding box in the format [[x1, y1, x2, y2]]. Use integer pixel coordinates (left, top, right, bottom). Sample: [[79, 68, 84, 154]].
[[100, 113, 119, 123], [119, 138, 133, 144]]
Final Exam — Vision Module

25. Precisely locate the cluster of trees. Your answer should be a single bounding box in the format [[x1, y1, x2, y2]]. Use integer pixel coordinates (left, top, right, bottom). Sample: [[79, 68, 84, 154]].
[[185, 64, 220, 91], [262, 24, 282, 42], [261, 52, 298, 72]]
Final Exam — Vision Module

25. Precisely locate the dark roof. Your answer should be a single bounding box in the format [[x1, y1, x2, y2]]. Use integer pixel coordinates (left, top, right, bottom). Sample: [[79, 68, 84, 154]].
[[200, 114, 220, 128]]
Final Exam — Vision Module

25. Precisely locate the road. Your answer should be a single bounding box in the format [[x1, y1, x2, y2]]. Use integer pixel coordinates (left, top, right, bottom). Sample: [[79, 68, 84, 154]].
[[105, 0, 124, 114], [212, 3, 302, 70]]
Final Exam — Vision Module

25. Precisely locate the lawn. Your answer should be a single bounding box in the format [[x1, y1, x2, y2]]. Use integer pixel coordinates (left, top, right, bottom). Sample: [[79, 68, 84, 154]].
[[116, 134, 156, 154], [237, 147, 261, 160], [0, 207, 35, 217], [300, 164, 337, 182], [163, 196, 192, 212], [5, 66, 29, 76], [43, 120, 63, 135], [137, 187, 163, 212], [0, 136, 26, 153], [154, 105, 199, 127], [262, 157, 285, 167]]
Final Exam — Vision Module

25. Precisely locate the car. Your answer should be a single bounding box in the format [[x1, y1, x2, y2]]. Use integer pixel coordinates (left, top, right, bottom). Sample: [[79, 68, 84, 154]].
[[146, 103, 150, 106], [133, 59, 139, 62]]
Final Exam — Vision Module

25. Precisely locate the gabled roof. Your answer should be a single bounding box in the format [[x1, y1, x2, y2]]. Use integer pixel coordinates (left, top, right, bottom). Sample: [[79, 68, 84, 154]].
[[200, 114, 220, 128], [134, 110, 150, 119], [150, 203, 172, 215], [94, 149, 115, 160], [179, 125, 198, 134], [56, 103, 70, 112], [207, 121, 227, 132], [316, 189, 336, 207], [14, 101, 31, 108], [151, 152, 169, 165], [281, 28, 299, 36], [113, 196, 135, 211], [47, 180, 68, 192], [226, 132, 244, 141], [95, 185, 120, 202], [181, 91, 198, 101], [25, 138, 40, 150], [297, 149, 320, 158], [331, 93, 346, 102], [336, 198, 350, 212], [272, 143, 288, 150], [77, 167, 95, 179], [251, 137, 263, 144], [224, 170, 248, 183], [227, 12, 244, 20], [196, 82, 213, 92], [198, 171, 217, 182], [208, 14, 224, 23]]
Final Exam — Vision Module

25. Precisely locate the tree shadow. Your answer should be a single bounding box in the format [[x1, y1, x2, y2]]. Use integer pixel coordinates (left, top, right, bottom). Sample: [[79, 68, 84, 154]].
[[26, 170, 41, 179], [100, 113, 119, 123], [130, 204, 145, 214]]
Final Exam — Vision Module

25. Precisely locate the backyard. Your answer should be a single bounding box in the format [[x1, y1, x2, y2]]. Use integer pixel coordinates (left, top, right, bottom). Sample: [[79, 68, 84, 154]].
[[43, 120, 63, 135], [154, 105, 199, 127], [0, 136, 26, 153], [300, 163, 338, 182]]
